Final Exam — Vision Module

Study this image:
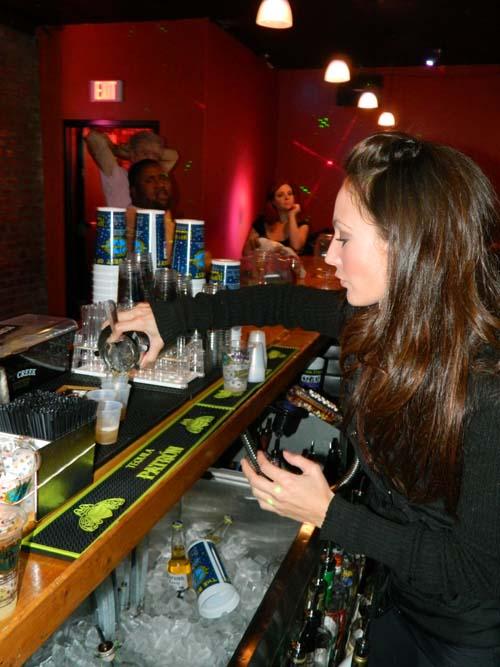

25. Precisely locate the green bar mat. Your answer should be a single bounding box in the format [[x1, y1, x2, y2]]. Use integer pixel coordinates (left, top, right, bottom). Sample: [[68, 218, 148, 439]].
[[22, 346, 297, 560]]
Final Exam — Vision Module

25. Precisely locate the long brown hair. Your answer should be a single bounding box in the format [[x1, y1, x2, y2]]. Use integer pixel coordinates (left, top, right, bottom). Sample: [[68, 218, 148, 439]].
[[341, 133, 500, 512], [263, 181, 302, 225]]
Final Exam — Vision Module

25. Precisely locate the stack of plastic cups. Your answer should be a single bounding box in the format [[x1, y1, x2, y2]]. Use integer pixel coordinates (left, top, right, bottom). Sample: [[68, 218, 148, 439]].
[[210, 259, 241, 290], [134, 209, 167, 272], [203, 283, 224, 371], [93, 207, 127, 303], [172, 219, 206, 296]]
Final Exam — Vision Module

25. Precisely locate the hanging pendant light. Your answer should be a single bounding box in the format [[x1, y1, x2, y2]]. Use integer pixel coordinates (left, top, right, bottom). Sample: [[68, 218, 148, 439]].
[[256, 0, 293, 29], [378, 111, 396, 127], [357, 91, 378, 109], [324, 59, 350, 83]]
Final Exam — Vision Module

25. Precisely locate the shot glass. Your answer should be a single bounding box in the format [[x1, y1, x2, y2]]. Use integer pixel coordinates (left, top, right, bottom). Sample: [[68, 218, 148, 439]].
[[0, 503, 26, 621], [222, 343, 250, 393], [95, 400, 122, 446]]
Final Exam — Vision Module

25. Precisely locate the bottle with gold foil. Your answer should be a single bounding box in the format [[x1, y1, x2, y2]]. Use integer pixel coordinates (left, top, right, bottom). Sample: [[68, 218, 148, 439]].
[[166, 520, 192, 592]]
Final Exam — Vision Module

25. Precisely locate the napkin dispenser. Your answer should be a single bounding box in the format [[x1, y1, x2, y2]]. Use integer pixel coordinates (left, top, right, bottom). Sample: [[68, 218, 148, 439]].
[[0, 314, 78, 402]]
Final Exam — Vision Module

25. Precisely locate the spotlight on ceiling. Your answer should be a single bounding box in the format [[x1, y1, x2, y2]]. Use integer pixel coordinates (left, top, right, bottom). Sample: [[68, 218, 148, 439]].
[[358, 91, 378, 109], [324, 58, 351, 83], [256, 0, 293, 29], [378, 111, 396, 127]]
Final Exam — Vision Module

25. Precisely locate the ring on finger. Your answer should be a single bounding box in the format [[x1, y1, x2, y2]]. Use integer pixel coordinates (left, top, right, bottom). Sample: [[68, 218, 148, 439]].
[[266, 497, 274, 506], [274, 485, 282, 495]]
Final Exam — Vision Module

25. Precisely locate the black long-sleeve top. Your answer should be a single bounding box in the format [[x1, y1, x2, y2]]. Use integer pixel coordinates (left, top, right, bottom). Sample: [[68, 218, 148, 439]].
[[151, 284, 500, 647]]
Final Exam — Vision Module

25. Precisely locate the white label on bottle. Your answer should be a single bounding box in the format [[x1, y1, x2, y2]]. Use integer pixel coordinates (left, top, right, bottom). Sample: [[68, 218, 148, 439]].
[[167, 572, 189, 591]]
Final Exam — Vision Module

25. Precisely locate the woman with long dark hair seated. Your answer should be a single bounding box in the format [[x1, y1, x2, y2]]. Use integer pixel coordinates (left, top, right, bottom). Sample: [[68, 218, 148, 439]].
[[112, 133, 500, 666], [243, 180, 310, 255]]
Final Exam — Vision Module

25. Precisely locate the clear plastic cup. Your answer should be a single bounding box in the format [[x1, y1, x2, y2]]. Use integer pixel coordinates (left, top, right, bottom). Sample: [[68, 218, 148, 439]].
[[86, 389, 117, 404], [95, 400, 122, 445], [101, 374, 131, 420], [222, 343, 250, 393], [0, 503, 26, 620]]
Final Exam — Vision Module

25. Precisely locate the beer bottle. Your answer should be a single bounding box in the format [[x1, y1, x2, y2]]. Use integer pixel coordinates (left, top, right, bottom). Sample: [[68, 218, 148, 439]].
[[203, 514, 233, 543], [166, 520, 192, 592], [352, 635, 370, 666]]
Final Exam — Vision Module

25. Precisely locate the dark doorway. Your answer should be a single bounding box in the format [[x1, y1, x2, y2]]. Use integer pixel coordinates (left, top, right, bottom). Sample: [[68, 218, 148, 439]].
[[63, 120, 160, 320]]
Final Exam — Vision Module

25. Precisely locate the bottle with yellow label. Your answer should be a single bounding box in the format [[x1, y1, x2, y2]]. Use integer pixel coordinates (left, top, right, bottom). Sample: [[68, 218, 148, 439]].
[[166, 520, 192, 592]]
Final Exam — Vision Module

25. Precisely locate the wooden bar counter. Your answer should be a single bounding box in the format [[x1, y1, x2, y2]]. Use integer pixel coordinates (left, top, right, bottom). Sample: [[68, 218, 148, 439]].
[[0, 324, 329, 666]]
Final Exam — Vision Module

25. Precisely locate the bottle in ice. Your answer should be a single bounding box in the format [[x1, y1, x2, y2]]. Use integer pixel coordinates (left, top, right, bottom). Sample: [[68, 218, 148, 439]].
[[203, 514, 233, 544], [166, 520, 192, 592]]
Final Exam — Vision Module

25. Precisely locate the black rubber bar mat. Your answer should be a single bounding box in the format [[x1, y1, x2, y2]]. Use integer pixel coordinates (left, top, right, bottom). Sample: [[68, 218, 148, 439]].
[[42, 369, 221, 469], [22, 346, 296, 560]]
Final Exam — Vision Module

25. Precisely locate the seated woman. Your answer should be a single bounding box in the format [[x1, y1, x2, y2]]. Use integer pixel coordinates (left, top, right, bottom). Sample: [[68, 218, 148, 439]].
[[243, 181, 310, 255]]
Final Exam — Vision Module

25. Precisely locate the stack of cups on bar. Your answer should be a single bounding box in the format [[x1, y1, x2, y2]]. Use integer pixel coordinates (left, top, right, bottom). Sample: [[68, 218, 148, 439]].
[[209, 259, 241, 290], [172, 220, 206, 296], [93, 207, 127, 303], [134, 209, 168, 272]]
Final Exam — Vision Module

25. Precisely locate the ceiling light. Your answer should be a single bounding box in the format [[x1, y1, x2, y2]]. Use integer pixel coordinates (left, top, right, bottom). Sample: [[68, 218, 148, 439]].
[[357, 91, 378, 109], [256, 0, 293, 29], [324, 59, 350, 83], [378, 111, 396, 127], [425, 48, 442, 67]]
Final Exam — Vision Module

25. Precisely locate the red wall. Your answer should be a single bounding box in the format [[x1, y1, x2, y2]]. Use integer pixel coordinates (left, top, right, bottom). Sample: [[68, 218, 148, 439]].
[[38, 24, 500, 315], [275, 66, 500, 237], [203, 23, 277, 259], [37, 20, 277, 314]]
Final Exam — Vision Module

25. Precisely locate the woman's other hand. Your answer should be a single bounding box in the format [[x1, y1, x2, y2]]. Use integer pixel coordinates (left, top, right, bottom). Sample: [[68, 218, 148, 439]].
[[241, 450, 334, 528], [110, 302, 165, 367], [288, 203, 301, 217]]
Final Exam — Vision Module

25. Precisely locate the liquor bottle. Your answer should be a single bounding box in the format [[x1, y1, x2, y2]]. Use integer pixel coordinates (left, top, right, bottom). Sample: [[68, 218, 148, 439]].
[[323, 437, 343, 485], [306, 569, 327, 614], [352, 635, 370, 666], [301, 607, 321, 666], [166, 520, 192, 592], [340, 554, 357, 602], [283, 638, 307, 666], [203, 514, 233, 543], [320, 542, 336, 609]]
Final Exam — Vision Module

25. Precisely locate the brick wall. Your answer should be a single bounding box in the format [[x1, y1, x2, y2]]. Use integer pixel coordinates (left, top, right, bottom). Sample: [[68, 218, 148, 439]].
[[0, 24, 47, 320]]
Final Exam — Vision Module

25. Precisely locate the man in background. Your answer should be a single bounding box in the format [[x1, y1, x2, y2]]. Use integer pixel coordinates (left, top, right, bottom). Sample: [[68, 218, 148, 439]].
[[126, 159, 176, 263], [85, 129, 178, 208]]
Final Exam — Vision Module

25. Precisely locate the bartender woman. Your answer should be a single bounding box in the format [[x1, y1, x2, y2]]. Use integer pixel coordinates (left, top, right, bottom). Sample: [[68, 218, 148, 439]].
[[112, 132, 500, 666]]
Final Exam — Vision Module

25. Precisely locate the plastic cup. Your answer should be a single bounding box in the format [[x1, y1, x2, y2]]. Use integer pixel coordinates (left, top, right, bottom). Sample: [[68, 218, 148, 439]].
[[210, 259, 240, 290], [86, 389, 117, 404], [100, 374, 131, 421], [95, 400, 122, 445], [222, 343, 250, 393], [187, 539, 240, 619], [94, 207, 127, 266], [248, 342, 266, 383], [248, 329, 267, 368], [0, 503, 26, 621]]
